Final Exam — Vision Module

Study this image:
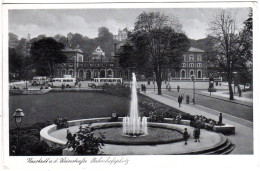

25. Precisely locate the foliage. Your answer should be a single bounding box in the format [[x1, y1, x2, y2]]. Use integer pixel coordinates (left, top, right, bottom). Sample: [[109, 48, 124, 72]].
[[9, 48, 23, 79], [67, 125, 104, 155], [101, 84, 131, 97], [54, 117, 68, 129], [208, 10, 253, 100], [119, 12, 190, 95], [30, 37, 67, 78], [9, 121, 63, 156]]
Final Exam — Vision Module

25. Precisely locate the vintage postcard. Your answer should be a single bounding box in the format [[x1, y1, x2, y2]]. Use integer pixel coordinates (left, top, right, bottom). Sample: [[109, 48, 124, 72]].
[[1, 1, 259, 170]]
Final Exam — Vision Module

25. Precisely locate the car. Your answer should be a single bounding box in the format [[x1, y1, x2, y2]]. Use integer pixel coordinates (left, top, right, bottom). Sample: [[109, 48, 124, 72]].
[[239, 83, 251, 92], [88, 83, 97, 88]]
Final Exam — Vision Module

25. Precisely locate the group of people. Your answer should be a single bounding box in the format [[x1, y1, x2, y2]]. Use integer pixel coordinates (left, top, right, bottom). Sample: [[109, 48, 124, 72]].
[[183, 127, 200, 145], [54, 117, 69, 129], [141, 84, 147, 93]]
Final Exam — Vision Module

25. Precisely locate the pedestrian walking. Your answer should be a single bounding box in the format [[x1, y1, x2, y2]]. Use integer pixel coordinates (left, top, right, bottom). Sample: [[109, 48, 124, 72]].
[[183, 128, 189, 145], [186, 95, 190, 104], [178, 95, 182, 107], [177, 85, 180, 92], [182, 91, 185, 99], [193, 127, 200, 142]]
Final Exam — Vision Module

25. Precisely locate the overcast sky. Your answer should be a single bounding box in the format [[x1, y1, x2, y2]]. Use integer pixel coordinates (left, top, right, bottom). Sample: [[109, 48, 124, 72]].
[[9, 8, 250, 40]]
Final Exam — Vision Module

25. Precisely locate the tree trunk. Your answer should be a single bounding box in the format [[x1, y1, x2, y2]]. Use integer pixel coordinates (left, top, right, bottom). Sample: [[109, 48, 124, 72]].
[[156, 74, 162, 95], [228, 80, 234, 100], [157, 81, 162, 95]]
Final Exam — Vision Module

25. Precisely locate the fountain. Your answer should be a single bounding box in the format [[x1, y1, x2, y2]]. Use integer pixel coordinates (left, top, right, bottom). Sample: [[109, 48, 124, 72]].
[[122, 73, 148, 136]]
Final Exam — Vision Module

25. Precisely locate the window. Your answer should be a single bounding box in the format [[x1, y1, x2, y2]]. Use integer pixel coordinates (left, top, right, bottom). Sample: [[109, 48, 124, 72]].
[[189, 54, 194, 61], [182, 63, 186, 67], [197, 63, 202, 67], [189, 63, 194, 67], [197, 54, 202, 61]]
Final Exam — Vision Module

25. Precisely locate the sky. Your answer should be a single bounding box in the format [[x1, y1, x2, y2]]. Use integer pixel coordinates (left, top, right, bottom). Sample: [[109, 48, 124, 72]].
[[9, 8, 250, 40]]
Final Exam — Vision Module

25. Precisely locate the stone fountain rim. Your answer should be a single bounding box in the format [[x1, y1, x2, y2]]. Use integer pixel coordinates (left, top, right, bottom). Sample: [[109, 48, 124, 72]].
[[91, 122, 185, 145]]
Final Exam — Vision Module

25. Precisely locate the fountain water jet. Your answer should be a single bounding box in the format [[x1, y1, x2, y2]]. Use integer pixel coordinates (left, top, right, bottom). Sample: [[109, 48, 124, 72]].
[[122, 73, 148, 136]]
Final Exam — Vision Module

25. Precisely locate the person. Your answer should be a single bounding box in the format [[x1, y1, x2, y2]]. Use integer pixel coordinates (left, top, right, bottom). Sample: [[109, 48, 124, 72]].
[[111, 112, 118, 122], [79, 82, 81, 88], [66, 129, 73, 145], [186, 95, 190, 104], [177, 85, 180, 92], [193, 127, 200, 142], [218, 113, 223, 125], [63, 117, 68, 128], [176, 113, 182, 124], [238, 86, 242, 97], [168, 84, 171, 91], [178, 95, 182, 107], [183, 128, 189, 145], [148, 79, 150, 85], [182, 91, 185, 99]]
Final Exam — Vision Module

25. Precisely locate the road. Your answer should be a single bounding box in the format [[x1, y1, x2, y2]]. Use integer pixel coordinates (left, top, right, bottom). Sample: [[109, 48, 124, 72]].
[[161, 89, 253, 122]]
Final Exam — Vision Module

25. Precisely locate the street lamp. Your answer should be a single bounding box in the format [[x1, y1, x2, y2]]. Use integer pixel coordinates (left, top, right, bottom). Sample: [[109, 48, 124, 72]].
[[13, 109, 25, 154], [191, 75, 196, 104]]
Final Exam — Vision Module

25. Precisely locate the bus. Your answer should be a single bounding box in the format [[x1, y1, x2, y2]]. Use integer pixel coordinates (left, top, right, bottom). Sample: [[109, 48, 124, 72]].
[[51, 78, 76, 88], [31, 76, 49, 86], [88, 78, 122, 88]]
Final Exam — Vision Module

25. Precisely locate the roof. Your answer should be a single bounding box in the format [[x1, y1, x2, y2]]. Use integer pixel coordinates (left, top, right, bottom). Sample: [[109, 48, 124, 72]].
[[188, 47, 205, 53], [62, 48, 83, 54]]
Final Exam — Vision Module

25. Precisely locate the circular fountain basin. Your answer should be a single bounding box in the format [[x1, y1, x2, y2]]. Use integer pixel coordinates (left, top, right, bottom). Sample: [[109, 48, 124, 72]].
[[92, 123, 184, 145], [40, 118, 228, 155]]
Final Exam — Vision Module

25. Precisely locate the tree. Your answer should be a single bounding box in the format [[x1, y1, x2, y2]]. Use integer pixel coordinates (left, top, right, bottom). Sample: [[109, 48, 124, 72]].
[[120, 12, 189, 95], [9, 48, 23, 79], [96, 27, 114, 58], [30, 37, 67, 78], [208, 10, 252, 100], [9, 32, 19, 48]]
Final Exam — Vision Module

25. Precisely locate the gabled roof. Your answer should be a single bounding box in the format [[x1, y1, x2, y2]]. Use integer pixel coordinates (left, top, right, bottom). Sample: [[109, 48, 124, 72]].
[[188, 47, 205, 53]]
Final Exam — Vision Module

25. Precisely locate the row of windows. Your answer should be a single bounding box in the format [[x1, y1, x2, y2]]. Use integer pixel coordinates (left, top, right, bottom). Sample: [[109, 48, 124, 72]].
[[183, 54, 202, 62], [182, 63, 202, 67], [59, 63, 114, 67]]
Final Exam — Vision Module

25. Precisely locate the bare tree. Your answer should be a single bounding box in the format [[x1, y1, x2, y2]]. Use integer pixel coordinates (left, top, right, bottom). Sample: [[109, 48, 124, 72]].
[[208, 10, 252, 100]]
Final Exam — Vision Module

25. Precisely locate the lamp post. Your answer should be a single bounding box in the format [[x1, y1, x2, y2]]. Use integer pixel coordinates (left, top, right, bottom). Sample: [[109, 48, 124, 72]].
[[191, 75, 195, 104], [13, 109, 25, 154], [153, 72, 155, 92]]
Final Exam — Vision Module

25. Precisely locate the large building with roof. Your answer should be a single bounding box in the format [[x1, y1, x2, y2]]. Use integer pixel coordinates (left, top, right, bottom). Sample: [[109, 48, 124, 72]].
[[54, 45, 133, 80], [170, 47, 208, 79]]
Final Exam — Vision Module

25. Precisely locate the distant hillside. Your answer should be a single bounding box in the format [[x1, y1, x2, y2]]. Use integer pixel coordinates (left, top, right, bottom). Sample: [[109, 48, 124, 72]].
[[189, 37, 214, 52]]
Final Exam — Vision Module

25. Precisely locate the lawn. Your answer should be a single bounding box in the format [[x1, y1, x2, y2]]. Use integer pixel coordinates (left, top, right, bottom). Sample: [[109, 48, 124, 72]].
[[9, 92, 130, 129]]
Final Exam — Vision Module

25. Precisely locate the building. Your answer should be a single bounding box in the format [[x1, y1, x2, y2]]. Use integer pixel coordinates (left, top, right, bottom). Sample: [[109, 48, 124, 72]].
[[171, 47, 208, 79], [54, 46, 132, 80], [113, 28, 128, 42]]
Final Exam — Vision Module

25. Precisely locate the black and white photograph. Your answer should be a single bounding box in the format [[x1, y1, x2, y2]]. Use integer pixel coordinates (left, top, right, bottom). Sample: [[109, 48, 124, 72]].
[[1, 0, 259, 170]]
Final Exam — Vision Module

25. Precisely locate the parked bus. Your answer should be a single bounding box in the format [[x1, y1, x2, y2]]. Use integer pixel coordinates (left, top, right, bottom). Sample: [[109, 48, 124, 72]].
[[31, 76, 49, 86], [88, 78, 122, 88], [50, 78, 76, 88]]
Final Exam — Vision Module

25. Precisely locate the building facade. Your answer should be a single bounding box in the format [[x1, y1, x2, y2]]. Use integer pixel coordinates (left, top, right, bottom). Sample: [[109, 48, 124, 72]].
[[171, 47, 208, 79], [54, 46, 132, 80], [113, 28, 128, 42]]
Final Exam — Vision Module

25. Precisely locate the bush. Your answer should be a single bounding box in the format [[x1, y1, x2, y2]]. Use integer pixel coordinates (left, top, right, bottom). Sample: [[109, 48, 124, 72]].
[[9, 121, 63, 156], [67, 125, 104, 155], [101, 84, 131, 97]]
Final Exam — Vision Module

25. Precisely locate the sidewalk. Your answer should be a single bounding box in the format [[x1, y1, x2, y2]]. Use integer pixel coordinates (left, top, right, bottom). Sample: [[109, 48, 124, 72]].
[[200, 90, 253, 105], [142, 91, 253, 154]]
